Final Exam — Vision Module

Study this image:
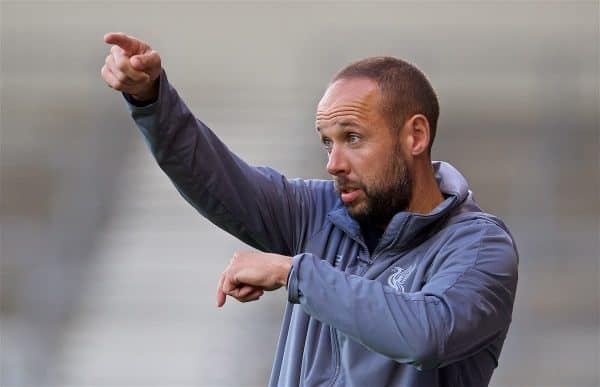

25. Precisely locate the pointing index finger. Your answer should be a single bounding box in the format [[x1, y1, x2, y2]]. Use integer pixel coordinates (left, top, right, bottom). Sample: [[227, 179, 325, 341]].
[[103, 32, 145, 56]]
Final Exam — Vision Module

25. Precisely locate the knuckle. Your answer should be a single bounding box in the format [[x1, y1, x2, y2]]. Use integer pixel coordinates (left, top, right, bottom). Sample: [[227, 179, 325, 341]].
[[115, 72, 129, 83], [116, 59, 129, 73], [101, 67, 112, 85], [113, 79, 124, 90]]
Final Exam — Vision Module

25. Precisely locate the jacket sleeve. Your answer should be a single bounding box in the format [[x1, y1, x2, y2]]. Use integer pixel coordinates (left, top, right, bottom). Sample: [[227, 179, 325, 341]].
[[125, 70, 319, 255], [287, 220, 519, 370]]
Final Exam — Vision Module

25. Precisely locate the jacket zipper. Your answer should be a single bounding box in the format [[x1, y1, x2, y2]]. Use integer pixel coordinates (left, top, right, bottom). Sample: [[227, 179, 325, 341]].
[[327, 325, 341, 387], [328, 243, 368, 387]]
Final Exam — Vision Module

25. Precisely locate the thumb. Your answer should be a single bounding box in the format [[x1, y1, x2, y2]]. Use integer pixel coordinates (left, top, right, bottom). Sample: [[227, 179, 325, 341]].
[[130, 50, 160, 72]]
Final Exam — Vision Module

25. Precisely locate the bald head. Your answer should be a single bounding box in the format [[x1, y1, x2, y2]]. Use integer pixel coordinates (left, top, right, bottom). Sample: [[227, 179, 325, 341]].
[[332, 57, 439, 153]]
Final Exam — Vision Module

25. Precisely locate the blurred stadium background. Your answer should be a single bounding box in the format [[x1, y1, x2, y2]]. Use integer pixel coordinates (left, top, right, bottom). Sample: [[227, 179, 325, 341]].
[[1, 1, 598, 386]]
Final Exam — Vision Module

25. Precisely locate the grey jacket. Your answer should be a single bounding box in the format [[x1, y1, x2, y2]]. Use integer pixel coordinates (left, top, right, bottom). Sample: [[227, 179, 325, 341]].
[[126, 71, 519, 387]]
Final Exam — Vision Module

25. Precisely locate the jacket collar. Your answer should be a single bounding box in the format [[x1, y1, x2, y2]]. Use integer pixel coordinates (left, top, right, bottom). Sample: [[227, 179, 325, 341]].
[[327, 161, 475, 253]]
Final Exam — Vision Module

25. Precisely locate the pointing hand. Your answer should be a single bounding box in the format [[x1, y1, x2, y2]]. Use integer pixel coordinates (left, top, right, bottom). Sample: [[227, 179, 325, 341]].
[[101, 32, 161, 102]]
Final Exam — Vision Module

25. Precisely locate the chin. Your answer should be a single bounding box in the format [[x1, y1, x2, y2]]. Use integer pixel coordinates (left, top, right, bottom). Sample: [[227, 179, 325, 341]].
[[346, 204, 369, 222]]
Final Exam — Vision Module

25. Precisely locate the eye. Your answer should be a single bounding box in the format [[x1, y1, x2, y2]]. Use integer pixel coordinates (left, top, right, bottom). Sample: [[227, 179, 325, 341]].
[[321, 137, 333, 153], [347, 133, 360, 144]]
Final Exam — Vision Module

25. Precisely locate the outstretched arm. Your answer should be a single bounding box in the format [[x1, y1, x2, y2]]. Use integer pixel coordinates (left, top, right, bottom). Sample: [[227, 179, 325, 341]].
[[101, 33, 331, 256]]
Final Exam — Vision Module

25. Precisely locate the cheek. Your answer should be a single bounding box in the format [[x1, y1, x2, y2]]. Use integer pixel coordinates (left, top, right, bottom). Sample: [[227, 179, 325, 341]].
[[376, 155, 406, 183], [353, 145, 397, 184], [359, 159, 390, 187]]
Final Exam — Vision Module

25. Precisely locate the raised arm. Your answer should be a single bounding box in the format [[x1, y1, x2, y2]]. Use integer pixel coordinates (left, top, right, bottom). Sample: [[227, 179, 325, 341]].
[[101, 33, 329, 256]]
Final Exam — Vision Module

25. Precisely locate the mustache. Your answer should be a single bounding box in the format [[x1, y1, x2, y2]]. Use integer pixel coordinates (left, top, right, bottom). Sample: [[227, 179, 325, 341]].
[[334, 177, 365, 192]]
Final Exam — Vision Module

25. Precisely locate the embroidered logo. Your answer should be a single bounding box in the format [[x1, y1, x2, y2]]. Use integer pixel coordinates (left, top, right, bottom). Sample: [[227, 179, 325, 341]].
[[387, 263, 416, 293]]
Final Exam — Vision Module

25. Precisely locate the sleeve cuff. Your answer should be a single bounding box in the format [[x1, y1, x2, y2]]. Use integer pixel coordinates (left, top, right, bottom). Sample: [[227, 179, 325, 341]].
[[287, 254, 305, 304], [123, 92, 157, 107]]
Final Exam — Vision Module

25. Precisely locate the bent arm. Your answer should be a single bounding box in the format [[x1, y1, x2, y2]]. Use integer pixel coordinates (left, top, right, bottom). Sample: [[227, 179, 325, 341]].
[[287, 221, 518, 369], [126, 70, 308, 255]]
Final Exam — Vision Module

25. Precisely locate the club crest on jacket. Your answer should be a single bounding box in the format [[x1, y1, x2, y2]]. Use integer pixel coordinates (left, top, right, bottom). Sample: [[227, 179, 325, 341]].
[[387, 263, 416, 293]]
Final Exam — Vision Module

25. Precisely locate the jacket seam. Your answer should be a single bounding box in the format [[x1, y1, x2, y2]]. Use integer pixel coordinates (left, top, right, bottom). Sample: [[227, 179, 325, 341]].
[[434, 221, 490, 364], [440, 220, 489, 296]]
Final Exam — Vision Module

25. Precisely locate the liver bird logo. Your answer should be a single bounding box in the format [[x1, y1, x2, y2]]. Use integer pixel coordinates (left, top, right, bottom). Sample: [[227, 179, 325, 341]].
[[387, 263, 416, 293]]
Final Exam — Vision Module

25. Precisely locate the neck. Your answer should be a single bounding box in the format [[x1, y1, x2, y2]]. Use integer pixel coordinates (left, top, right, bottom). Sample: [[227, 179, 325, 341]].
[[406, 160, 445, 215], [375, 161, 444, 231]]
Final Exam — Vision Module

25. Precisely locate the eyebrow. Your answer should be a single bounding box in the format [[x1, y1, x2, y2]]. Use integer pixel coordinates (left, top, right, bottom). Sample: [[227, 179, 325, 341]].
[[316, 120, 361, 132], [339, 120, 360, 128]]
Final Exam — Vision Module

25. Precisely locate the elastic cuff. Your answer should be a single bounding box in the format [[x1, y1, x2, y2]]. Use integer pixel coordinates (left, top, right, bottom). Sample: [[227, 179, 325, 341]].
[[287, 254, 304, 304], [123, 92, 156, 107]]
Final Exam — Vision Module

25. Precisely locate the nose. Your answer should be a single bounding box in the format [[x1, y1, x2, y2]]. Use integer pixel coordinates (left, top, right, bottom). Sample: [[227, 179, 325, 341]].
[[326, 145, 349, 176]]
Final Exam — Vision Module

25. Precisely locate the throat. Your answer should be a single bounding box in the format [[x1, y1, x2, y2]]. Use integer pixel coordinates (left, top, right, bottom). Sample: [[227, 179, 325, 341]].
[[360, 222, 384, 255]]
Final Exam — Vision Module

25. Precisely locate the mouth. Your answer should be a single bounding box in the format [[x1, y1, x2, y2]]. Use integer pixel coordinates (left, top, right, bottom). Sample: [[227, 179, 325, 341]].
[[338, 186, 362, 204], [335, 177, 364, 204]]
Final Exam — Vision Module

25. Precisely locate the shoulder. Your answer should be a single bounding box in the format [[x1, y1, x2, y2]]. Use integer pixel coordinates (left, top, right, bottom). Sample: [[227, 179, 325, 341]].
[[422, 213, 519, 299], [287, 177, 339, 208], [433, 212, 519, 276], [283, 177, 343, 248]]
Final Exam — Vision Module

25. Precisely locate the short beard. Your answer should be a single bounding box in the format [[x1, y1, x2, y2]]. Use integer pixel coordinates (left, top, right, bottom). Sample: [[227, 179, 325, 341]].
[[337, 150, 413, 227], [360, 162, 412, 226]]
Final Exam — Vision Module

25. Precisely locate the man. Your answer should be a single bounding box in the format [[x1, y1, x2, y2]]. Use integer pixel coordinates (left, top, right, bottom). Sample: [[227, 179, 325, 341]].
[[102, 32, 518, 386]]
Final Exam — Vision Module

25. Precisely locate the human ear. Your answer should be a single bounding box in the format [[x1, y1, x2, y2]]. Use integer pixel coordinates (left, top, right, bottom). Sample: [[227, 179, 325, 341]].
[[406, 114, 430, 156]]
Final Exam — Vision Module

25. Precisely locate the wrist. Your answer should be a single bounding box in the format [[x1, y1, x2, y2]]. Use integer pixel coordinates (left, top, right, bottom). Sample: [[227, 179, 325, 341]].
[[279, 257, 293, 287], [131, 79, 159, 103]]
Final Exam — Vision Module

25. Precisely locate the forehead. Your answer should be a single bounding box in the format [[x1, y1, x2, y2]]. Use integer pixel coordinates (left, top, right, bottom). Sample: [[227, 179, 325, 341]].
[[317, 77, 381, 117]]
